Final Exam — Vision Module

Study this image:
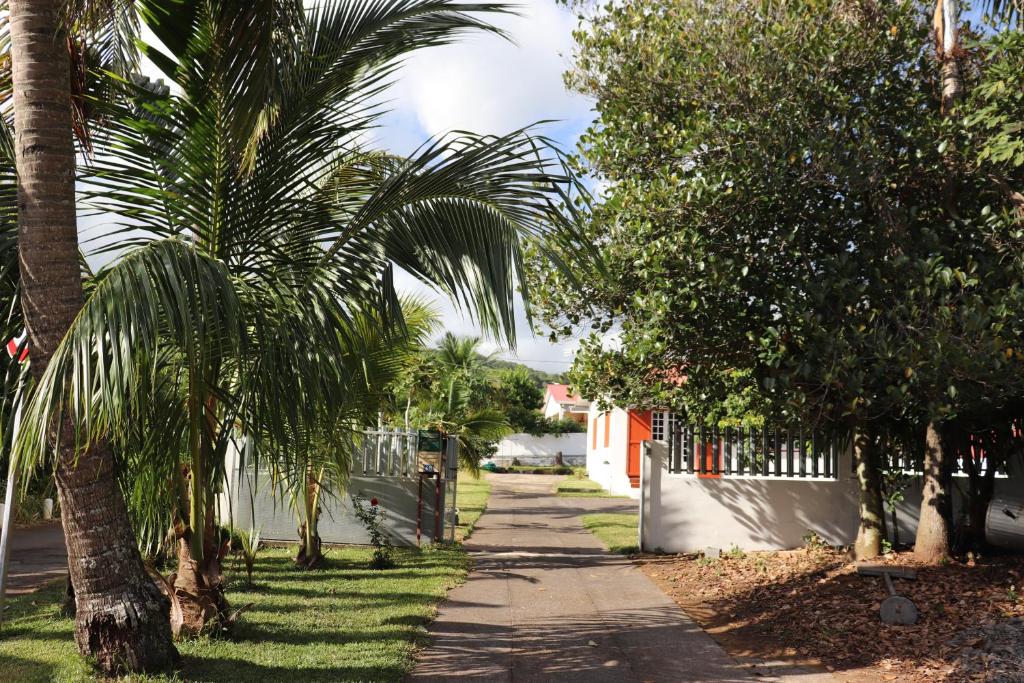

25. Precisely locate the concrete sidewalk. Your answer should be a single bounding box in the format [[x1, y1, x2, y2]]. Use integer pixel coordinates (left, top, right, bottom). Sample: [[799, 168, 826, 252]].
[[409, 474, 835, 683], [2, 521, 67, 595]]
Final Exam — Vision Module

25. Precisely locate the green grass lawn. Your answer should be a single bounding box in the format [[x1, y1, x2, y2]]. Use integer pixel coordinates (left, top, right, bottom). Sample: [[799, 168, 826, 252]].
[[454, 472, 491, 541], [555, 479, 624, 498], [581, 513, 640, 554], [0, 545, 468, 682]]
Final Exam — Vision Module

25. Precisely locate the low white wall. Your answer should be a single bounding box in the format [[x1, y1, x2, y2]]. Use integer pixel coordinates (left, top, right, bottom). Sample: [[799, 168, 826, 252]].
[[642, 442, 1024, 553], [489, 432, 586, 466], [586, 406, 638, 499], [888, 454, 1023, 544], [218, 441, 449, 547], [641, 441, 860, 552]]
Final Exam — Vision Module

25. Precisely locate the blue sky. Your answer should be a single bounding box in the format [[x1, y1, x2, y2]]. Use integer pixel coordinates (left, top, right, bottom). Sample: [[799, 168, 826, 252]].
[[372, 0, 594, 372]]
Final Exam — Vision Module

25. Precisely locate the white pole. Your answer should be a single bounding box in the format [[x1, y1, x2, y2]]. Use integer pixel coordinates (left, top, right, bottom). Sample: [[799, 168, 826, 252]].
[[0, 384, 25, 626]]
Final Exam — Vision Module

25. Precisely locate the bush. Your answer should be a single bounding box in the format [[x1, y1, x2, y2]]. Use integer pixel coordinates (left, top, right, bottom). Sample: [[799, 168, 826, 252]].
[[352, 495, 395, 570]]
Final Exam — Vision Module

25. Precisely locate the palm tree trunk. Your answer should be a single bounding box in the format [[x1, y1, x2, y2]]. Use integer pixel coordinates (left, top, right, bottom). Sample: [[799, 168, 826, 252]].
[[296, 464, 324, 568], [171, 390, 228, 637], [9, 0, 176, 673]]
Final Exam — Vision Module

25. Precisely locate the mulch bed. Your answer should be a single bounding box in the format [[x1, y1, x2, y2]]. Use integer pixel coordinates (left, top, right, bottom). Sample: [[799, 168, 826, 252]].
[[637, 547, 1024, 682]]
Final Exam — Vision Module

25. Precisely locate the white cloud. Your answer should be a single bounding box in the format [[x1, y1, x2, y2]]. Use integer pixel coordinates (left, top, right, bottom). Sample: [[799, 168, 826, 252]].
[[378, 0, 592, 371], [388, 0, 590, 139]]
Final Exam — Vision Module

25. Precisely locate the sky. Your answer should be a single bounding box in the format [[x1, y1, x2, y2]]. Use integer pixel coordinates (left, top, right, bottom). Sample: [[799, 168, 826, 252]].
[[100, 0, 596, 374], [376, 0, 594, 372]]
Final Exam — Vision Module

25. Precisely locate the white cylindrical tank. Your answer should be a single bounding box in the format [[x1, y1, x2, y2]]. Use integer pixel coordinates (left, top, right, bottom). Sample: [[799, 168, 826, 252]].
[[986, 494, 1024, 551]]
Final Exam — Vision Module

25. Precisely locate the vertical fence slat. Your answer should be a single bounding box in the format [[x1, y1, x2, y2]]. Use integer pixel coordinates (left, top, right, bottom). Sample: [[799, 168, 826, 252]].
[[812, 430, 819, 478], [794, 430, 802, 479], [825, 436, 833, 478], [724, 427, 732, 475], [712, 425, 720, 475], [737, 426, 746, 476], [761, 427, 770, 477], [772, 429, 781, 477], [698, 425, 707, 475], [686, 426, 695, 474], [786, 430, 794, 479]]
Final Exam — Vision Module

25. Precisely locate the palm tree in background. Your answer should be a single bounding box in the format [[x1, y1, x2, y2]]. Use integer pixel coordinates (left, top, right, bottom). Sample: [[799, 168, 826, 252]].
[[418, 333, 510, 471], [14, 0, 584, 638]]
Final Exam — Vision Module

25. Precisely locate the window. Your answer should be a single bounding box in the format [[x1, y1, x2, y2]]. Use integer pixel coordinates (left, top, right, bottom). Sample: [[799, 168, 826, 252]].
[[603, 412, 610, 448], [651, 411, 677, 442], [591, 418, 597, 449]]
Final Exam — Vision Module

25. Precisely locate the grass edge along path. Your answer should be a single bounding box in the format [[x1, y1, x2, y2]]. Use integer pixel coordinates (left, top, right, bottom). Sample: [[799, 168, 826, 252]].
[[581, 512, 640, 554], [556, 478, 625, 498], [0, 545, 469, 683], [455, 471, 491, 541]]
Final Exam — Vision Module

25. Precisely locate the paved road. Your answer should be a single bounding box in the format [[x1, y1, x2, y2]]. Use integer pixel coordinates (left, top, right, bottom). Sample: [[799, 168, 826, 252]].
[[2, 521, 67, 595], [409, 474, 835, 683]]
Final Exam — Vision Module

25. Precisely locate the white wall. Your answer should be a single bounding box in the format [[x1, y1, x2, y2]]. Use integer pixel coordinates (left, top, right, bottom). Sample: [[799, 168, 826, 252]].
[[641, 440, 860, 552], [641, 441, 1024, 553], [586, 405, 638, 499], [218, 440, 451, 547], [488, 432, 587, 466]]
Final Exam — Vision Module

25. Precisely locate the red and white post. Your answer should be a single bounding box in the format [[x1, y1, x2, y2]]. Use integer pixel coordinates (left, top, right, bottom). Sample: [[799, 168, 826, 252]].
[[0, 332, 28, 625]]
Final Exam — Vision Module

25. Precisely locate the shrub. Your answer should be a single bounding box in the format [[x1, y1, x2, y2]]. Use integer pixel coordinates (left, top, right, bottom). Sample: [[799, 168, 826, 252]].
[[352, 495, 395, 569]]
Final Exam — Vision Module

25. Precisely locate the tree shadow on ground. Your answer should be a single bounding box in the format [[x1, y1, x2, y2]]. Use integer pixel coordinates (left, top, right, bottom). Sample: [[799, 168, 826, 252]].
[[639, 550, 1024, 679]]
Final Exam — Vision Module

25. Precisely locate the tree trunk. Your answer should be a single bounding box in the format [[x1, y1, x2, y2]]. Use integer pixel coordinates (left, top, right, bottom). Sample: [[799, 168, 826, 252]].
[[914, 421, 953, 563], [10, 0, 177, 673], [295, 466, 324, 569], [964, 435, 1000, 551], [853, 430, 886, 560], [170, 534, 228, 638]]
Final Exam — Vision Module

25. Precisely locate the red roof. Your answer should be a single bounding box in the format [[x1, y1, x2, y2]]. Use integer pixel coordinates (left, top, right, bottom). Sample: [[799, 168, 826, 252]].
[[546, 383, 583, 404]]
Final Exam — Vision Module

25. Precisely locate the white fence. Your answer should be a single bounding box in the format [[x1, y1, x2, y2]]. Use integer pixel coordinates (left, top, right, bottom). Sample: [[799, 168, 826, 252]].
[[218, 430, 458, 547], [640, 440, 1022, 553], [487, 432, 587, 467]]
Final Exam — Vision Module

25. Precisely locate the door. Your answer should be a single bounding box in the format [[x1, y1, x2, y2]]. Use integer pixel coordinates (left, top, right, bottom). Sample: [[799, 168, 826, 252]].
[[627, 410, 651, 488]]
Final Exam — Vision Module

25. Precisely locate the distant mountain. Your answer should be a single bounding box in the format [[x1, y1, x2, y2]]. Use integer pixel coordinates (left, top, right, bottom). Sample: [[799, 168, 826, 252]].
[[485, 357, 565, 386]]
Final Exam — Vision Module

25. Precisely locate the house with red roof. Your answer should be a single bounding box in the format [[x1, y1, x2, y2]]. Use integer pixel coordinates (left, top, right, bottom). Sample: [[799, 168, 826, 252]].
[[542, 384, 590, 425]]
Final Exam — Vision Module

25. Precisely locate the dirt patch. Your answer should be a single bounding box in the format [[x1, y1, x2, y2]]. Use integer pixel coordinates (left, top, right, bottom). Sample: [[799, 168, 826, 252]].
[[637, 548, 1024, 682]]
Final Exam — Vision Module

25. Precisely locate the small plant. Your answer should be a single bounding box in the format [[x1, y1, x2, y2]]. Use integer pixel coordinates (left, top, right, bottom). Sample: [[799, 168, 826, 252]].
[[727, 544, 746, 559], [352, 495, 395, 570], [882, 539, 893, 555], [1009, 585, 1019, 606], [697, 554, 717, 568], [802, 530, 828, 553], [754, 556, 769, 574], [237, 526, 262, 586]]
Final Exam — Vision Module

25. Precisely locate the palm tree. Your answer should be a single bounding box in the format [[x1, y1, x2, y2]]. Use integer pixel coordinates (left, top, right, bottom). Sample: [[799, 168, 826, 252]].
[[274, 298, 437, 569], [5, 0, 176, 673], [15, 0, 584, 637], [414, 334, 510, 471]]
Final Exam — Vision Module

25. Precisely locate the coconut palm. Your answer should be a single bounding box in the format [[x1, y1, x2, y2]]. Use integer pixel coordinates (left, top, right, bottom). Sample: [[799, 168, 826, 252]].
[[4, 0, 177, 673], [14, 0, 584, 637]]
